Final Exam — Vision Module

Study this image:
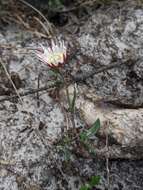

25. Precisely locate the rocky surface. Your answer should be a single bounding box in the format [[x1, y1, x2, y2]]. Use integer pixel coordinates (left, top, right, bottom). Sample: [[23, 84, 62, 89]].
[[76, 0, 143, 108], [63, 84, 143, 159], [0, 26, 67, 190], [63, 0, 143, 161], [0, 0, 143, 190]]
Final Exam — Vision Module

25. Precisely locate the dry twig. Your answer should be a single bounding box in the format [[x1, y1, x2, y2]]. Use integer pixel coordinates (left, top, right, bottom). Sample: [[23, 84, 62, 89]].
[[0, 84, 56, 102], [19, 0, 53, 36], [105, 122, 110, 190], [73, 60, 129, 82]]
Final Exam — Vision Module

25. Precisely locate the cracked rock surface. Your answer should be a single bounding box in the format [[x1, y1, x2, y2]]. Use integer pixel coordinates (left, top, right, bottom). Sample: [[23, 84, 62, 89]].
[[0, 0, 143, 190], [77, 1, 143, 107]]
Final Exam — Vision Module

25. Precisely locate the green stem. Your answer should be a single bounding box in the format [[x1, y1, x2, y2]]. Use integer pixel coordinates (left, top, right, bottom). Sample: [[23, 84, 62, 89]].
[[56, 68, 71, 109], [56, 69, 76, 131]]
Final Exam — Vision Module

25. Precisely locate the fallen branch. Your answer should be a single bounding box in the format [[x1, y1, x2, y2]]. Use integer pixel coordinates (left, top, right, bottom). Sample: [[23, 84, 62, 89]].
[[0, 83, 57, 102], [73, 59, 132, 82]]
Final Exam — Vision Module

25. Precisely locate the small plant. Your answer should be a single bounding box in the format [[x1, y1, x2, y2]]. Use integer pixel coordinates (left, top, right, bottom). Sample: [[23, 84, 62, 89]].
[[57, 135, 72, 161], [33, 33, 101, 189], [80, 175, 100, 190], [79, 119, 101, 155], [34, 38, 77, 115], [56, 118, 101, 164]]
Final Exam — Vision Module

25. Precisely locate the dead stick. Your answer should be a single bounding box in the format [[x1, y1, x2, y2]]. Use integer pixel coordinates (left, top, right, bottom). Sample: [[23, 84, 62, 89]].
[[106, 123, 110, 190], [73, 60, 128, 82], [0, 83, 57, 102]]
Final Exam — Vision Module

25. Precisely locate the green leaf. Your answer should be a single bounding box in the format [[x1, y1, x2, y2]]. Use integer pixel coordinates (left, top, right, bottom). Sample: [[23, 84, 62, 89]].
[[80, 119, 100, 142], [79, 131, 88, 142], [86, 119, 100, 138], [80, 184, 90, 190], [80, 175, 100, 190], [89, 175, 100, 186], [63, 147, 71, 161], [84, 143, 96, 155]]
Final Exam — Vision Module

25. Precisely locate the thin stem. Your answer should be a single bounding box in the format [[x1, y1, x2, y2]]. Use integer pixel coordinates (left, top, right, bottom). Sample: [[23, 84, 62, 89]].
[[58, 69, 76, 131], [106, 125, 110, 190], [0, 84, 56, 102], [56, 68, 71, 108]]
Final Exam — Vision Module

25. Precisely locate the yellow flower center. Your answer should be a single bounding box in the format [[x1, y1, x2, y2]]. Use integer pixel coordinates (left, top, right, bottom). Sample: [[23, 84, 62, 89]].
[[48, 53, 63, 65]]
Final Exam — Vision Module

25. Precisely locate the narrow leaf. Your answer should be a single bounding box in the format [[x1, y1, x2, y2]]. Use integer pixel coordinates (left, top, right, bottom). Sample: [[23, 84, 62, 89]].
[[70, 84, 77, 113], [85, 119, 100, 138], [89, 175, 100, 186]]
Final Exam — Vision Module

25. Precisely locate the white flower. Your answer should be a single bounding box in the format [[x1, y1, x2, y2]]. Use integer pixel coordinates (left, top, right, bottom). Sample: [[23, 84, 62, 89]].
[[35, 39, 67, 68]]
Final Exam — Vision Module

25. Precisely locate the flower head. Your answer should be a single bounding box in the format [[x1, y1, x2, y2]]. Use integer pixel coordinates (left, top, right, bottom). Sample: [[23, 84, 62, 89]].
[[35, 39, 67, 68]]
